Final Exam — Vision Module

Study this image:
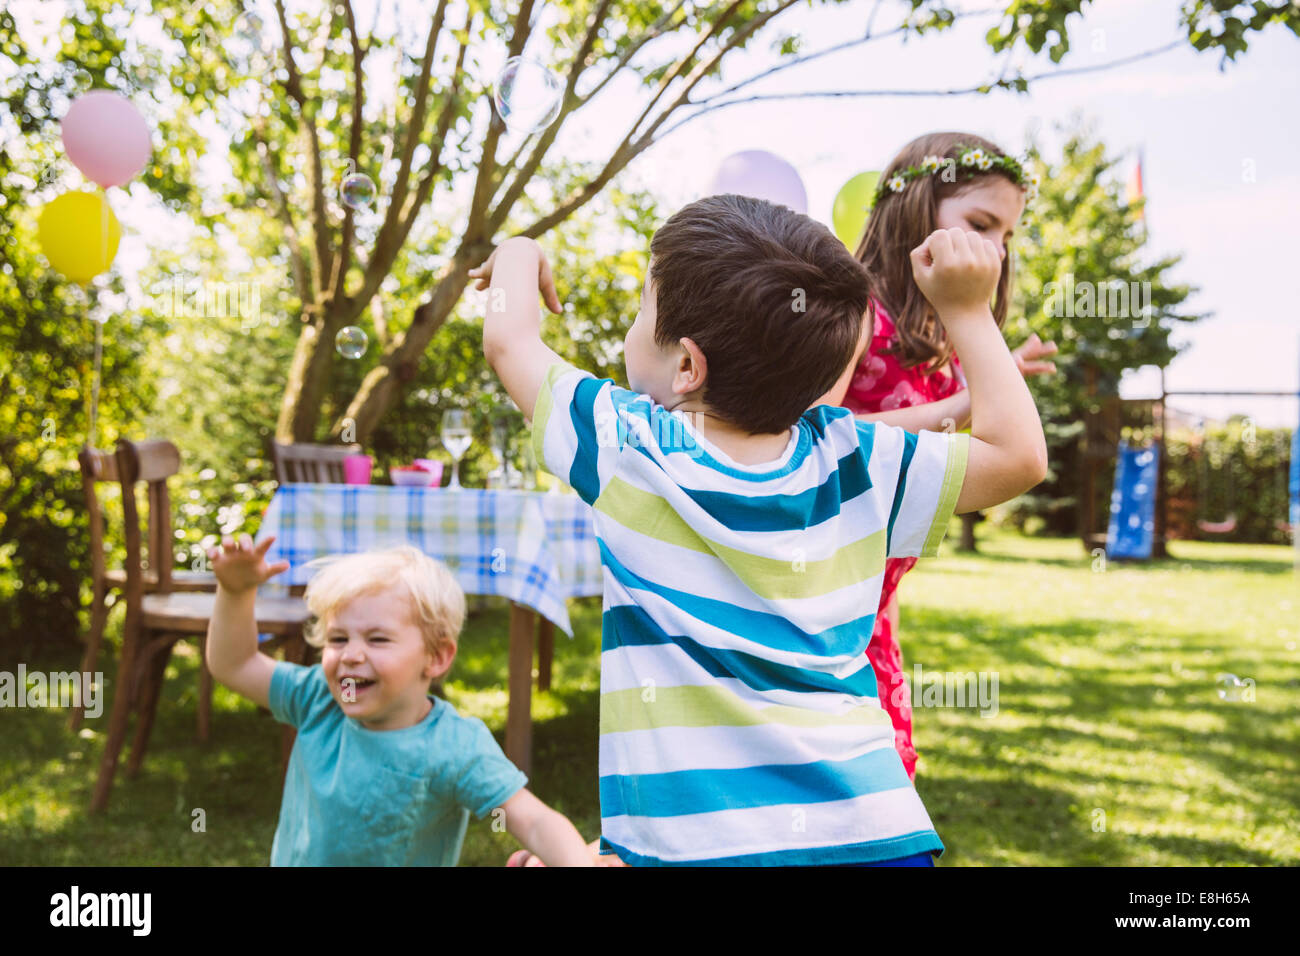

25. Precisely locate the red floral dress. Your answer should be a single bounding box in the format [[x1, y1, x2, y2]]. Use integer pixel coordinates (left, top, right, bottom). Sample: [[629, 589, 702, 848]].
[[843, 300, 965, 780]]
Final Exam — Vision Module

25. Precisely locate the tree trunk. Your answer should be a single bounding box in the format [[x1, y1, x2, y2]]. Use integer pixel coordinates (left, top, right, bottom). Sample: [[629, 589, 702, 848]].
[[276, 308, 344, 443], [333, 245, 491, 444], [958, 512, 978, 552]]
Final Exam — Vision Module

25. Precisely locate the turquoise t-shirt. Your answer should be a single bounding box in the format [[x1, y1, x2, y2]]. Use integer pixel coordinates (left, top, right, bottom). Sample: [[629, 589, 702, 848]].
[[268, 661, 528, 866]]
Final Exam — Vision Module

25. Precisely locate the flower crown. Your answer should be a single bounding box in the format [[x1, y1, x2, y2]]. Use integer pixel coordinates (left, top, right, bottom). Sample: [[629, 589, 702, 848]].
[[875, 146, 1039, 206]]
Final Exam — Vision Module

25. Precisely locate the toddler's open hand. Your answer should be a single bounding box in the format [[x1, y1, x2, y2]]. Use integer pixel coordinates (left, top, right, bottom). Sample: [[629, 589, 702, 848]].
[[909, 227, 1002, 319], [208, 534, 289, 594]]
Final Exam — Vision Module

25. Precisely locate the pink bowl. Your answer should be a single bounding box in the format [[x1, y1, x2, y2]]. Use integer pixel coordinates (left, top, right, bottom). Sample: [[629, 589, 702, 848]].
[[414, 459, 444, 486], [391, 467, 437, 487]]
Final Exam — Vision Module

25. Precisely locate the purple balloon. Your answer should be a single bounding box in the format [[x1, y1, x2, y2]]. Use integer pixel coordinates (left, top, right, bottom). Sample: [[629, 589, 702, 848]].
[[705, 150, 807, 214], [62, 91, 153, 189]]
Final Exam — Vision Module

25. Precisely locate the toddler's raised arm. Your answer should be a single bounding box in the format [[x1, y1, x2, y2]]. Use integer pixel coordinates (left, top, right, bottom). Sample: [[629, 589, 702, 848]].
[[205, 533, 287, 709]]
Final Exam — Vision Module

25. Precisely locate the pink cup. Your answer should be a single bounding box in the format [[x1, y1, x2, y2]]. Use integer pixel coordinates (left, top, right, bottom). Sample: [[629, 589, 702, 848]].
[[343, 454, 373, 485], [415, 459, 445, 487]]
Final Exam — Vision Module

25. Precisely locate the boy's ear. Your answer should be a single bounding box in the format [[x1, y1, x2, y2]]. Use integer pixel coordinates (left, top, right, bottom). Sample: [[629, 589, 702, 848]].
[[424, 641, 456, 681], [673, 337, 708, 395]]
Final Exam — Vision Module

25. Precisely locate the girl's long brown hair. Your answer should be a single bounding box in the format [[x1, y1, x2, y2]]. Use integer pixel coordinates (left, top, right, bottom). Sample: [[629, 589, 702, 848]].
[[855, 131, 1021, 374]]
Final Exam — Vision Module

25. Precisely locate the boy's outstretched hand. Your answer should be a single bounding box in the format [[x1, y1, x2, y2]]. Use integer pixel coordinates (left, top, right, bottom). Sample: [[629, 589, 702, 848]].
[[909, 227, 1002, 319], [468, 239, 564, 315], [208, 534, 289, 594]]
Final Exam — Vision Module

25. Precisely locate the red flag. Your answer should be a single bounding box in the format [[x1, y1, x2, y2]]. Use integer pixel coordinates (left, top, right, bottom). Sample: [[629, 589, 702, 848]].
[[1126, 150, 1145, 221]]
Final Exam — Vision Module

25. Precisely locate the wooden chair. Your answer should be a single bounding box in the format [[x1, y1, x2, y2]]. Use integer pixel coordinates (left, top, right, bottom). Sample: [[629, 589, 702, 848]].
[[89, 438, 312, 814], [71, 443, 217, 731], [272, 441, 361, 484]]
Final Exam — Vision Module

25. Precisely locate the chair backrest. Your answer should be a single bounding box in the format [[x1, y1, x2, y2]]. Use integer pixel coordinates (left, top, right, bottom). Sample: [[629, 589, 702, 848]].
[[272, 441, 361, 484], [115, 438, 183, 595]]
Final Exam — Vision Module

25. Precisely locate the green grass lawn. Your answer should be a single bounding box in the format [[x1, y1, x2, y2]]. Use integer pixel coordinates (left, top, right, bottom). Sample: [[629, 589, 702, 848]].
[[2, 528, 1297, 865]]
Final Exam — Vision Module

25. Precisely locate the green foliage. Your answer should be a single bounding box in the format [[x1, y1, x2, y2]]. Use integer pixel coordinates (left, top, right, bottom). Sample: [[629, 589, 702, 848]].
[[1165, 420, 1295, 545], [0, 10, 164, 657], [1002, 118, 1205, 535], [986, 0, 1299, 66], [132, 234, 301, 563]]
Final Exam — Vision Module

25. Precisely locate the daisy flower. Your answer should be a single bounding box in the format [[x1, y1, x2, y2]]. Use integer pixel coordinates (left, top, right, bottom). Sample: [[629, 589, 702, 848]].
[[887, 174, 907, 193], [920, 155, 942, 173]]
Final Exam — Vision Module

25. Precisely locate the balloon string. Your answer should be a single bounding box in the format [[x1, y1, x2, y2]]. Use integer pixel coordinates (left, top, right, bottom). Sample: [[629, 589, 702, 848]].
[[101, 185, 108, 265], [88, 311, 103, 448]]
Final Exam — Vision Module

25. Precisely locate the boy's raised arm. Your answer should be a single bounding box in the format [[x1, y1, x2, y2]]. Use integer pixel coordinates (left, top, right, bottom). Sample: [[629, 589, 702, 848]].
[[910, 228, 1048, 514], [475, 237, 568, 423]]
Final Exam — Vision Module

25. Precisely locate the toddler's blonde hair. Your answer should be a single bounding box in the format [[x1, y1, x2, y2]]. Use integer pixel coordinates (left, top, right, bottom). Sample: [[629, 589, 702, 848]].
[[302, 547, 466, 661]]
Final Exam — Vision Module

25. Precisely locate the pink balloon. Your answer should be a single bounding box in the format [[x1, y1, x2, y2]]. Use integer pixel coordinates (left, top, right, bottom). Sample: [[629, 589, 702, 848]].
[[61, 91, 153, 189]]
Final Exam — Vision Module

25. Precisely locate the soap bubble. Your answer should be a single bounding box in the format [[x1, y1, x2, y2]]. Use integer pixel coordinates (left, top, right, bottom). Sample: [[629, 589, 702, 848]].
[[340, 173, 376, 209], [493, 56, 563, 133], [335, 326, 368, 359], [1215, 673, 1243, 702]]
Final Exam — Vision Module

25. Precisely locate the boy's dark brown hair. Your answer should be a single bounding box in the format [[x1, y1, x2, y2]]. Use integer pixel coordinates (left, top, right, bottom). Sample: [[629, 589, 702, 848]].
[[648, 194, 870, 435], [856, 131, 1020, 375]]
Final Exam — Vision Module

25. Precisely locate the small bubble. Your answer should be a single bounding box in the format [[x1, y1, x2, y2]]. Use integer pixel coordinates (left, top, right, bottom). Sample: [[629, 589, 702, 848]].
[[335, 326, 368, 359], [493, 56, 563, 133], [1215, 673, 1243, 702], [340, 173, 377, 209]]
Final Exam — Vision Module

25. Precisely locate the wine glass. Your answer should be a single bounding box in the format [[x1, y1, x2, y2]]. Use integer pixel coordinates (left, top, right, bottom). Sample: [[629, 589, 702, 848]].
[[488, 415, 510, 489], [441, 410, 473, 488]]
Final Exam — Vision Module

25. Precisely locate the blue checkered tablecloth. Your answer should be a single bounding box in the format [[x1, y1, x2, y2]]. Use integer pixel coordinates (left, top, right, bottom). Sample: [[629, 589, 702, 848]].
[[256, 485, 600, 636]]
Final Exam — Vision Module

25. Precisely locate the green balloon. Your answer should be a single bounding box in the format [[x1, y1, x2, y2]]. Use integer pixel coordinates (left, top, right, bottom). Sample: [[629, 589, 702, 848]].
[[832, 171, 880, 250]]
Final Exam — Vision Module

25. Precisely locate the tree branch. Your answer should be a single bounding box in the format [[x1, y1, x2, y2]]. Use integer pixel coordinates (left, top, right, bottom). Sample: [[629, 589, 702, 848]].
[[485, 0, 618, 236], [382, 0, 449, 238], [348, 8, 472, 321], [518, 0, 800, 240], [657, 38, 1188, 140], [330, 0, 367, 304], [621, 0, 748, 146], [273, 0, 333, 310], [688, 5, 1002, 109], [572, 0, 694, 109], [252, 122, 312, 303], [485, 0, 692, 212], [464, 0, 539, 244]]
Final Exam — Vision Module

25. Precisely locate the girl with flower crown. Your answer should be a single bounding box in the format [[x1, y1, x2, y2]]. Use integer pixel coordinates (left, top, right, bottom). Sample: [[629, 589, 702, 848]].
[[817, 131, 1059, 780]]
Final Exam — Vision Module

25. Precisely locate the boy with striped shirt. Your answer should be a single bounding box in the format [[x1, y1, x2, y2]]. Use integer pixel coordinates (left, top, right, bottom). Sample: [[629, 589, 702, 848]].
[[473, 194, 1046, 866]]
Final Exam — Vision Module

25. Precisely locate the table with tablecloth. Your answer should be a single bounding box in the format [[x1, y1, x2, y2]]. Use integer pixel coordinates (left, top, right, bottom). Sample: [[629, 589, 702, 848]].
[[255, 485, 601, 772]]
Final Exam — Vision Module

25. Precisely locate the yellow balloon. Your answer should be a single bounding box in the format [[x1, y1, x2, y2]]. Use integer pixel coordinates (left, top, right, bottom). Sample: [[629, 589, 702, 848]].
[[37, 190, 121, 283], [831, 171, 880, 250]]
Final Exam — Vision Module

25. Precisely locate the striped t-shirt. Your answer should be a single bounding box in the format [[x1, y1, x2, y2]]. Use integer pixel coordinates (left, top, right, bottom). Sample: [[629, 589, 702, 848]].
[[531, 363, 970, 866]]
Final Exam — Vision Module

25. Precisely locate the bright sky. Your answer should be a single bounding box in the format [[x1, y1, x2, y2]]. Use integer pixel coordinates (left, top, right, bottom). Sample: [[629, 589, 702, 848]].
[[9, 0, 1299, 427]]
